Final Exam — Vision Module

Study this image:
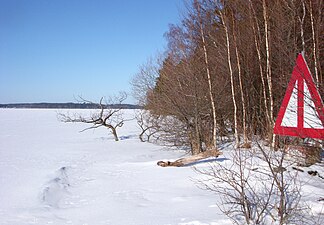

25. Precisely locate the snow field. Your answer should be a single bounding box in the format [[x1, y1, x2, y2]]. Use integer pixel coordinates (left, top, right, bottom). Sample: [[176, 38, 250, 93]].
[[0, 109, 226, 225]]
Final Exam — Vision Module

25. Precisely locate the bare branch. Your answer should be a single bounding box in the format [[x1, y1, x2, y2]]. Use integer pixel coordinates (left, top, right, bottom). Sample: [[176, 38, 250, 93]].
[[58, 93, 127, 141]]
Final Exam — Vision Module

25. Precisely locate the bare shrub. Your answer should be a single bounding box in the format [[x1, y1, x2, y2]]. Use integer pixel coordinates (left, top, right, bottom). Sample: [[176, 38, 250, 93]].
[[195, 144, 316, 224], [135, 110, 161, 142]]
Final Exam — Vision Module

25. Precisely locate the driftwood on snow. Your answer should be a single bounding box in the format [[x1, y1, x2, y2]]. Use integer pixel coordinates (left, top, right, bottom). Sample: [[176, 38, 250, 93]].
[[157, 149, 222, 167]]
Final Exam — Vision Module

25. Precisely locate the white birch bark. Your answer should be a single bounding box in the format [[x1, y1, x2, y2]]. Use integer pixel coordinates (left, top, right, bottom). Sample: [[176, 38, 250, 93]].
[[249, 0, 271, 128], [232, 16, 248, 145], [220, 11, 239, 149], [196, 0, 217, 149], [309, 1, 319, 87], [299, 0, 306, 53], [262, 0, 275, 147]]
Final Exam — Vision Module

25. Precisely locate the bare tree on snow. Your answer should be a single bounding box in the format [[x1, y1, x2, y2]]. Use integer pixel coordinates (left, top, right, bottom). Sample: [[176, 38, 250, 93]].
[[58, 93, 127, 141]]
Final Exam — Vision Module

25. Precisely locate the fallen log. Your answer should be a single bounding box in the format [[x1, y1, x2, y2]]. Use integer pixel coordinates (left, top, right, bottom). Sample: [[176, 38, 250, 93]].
[[157, 149, 222, 167]]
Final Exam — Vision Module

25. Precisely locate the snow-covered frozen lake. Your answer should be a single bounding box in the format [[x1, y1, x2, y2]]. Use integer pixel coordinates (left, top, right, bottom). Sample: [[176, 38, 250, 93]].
[[0, 109, 230, 225]]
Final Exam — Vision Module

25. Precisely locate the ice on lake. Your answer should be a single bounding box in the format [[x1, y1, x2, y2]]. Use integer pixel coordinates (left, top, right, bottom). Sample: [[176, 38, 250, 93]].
[[0, 109, 226, 225]]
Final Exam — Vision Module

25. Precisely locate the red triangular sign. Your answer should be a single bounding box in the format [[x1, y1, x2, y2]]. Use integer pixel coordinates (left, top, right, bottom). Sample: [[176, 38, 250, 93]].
[[274, 53, 324, 139]]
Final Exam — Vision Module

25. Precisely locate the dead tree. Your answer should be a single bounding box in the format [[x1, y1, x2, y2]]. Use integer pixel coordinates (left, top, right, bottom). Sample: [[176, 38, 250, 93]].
[[58, 93, 127, 141], [157, 149, 222, 167]]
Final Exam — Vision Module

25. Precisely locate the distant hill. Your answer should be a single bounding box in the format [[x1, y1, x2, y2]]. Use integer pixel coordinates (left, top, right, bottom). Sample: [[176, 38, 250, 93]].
[[0, 103, 142, 109]]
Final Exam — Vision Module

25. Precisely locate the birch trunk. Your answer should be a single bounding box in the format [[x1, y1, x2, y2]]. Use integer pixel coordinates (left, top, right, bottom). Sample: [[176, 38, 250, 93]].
[[262, 0, 275, 147], [196, 0, 217, 149], [309, 1, 319, 87], [249, 0, 271, 132], [299, 0, 306, 53], [194, 95, 203, 154], [232, 15, 248, 145], [220, 11, 239, 149]]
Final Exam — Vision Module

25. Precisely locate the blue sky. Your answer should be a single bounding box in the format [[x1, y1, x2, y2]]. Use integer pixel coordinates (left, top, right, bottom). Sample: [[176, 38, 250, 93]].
[[0, 0, 184, 104]]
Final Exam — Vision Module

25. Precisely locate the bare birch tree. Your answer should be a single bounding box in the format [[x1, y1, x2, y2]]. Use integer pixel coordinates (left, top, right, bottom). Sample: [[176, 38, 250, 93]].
[[248, 0, 271, 138], [131, 56, 160, 106], [300, 0, 306, 53], [231, 5, 249, 147], [308, 0, 319, 87], [262, 0, 276, 148], [219, 8, 239, 148], [194, 0, 218, 150]]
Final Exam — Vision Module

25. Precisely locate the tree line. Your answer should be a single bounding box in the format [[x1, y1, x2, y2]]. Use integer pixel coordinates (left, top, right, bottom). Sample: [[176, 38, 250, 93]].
[[0, 103, 141, 109], [132, 0, 323, 155]]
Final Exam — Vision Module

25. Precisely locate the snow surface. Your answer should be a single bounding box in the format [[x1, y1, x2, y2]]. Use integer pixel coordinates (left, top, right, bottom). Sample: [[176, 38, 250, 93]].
[[0, 109, 229, 225], [0, 109, 323, 225]]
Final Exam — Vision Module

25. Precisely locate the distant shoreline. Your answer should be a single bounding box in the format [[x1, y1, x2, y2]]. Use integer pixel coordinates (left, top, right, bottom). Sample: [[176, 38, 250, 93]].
[[0, 103, 142, 109]]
